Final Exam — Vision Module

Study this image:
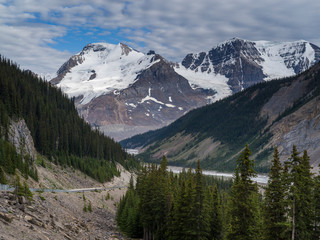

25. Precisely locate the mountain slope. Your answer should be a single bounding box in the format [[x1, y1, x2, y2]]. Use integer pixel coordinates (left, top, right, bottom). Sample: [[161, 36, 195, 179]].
[[51, 43, 212, 140], [121, 62, 320, 172], [0, 56, 138, 182], [175, 38, 320, 93], [51, 39, 320, 141]]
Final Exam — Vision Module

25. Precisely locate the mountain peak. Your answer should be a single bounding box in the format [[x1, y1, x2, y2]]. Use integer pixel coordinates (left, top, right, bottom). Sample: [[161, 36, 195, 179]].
[[217, 37, 247, 47], [81, 42, 115, 53], [177, 39, 320, 94], [119, 43, 133, 56]]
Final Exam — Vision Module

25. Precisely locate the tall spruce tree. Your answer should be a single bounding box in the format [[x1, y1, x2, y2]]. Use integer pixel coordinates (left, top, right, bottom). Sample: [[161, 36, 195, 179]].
[[297, 150, 313, 240], [314, 166, 320, 239], [192, 160, 210, 240], [264, 148, 287, 240], [0, 166, 7, 184], [207, 184, 222, 240], [170, 175, 191, 240], [285, 146, 314, 240], [226, 144, 260, 240]]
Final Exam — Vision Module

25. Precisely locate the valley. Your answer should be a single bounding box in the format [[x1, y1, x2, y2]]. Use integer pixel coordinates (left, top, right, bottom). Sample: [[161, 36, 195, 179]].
[[1, 36, 320, 240]]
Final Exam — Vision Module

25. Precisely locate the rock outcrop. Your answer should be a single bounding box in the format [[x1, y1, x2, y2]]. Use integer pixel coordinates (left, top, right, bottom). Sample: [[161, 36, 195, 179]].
[[8, 119, 37, 160]]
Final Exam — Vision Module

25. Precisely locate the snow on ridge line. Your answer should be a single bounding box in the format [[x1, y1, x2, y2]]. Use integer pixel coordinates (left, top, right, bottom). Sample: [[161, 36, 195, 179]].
[[56, 44, 160, 105], [175, 39, 317, 103], [254, 40, 316, 80]]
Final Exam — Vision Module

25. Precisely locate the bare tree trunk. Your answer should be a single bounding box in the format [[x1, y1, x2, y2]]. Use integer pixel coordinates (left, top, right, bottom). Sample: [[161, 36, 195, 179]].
[[292, 199, 295, 240]]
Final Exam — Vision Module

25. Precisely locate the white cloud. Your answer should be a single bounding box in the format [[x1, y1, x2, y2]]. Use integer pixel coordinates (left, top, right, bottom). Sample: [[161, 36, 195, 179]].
[[0, 24, 70, 74], [0, 0, 320, 74]]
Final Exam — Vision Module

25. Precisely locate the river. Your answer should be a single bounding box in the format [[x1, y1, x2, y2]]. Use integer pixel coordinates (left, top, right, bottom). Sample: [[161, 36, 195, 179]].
[[166, 165, 269, 184]]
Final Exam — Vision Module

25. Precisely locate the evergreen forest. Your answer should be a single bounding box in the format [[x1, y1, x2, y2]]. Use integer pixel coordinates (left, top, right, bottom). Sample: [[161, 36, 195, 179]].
[[117, 145, 320, 240], [0, 56, 139, 182]]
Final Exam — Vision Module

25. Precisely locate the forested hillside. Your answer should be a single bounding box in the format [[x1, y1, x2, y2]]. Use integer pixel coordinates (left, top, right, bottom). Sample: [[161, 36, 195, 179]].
[[117, 146, 320, 240], [0, 56, 138, 182], [121, 62, 320, 172]]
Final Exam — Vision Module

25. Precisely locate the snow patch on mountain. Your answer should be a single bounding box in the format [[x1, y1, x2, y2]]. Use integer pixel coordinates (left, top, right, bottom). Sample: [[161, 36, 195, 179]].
[[174, 67, 231, 102], [175, 39, 319, 100], [56, 43, 159, 104], [255, 40, 316, 80]]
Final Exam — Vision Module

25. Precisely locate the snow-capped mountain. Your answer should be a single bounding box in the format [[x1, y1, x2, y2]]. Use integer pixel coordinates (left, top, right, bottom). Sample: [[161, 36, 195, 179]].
[[51, 38, 320, 141], [175, 38, 320, 94], [51, 43, 161, 105], [51, 43, 212, 140]]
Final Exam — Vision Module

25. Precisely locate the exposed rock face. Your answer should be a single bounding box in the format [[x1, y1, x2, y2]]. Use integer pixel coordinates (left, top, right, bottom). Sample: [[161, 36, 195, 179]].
[[77, 57, 212, 140], [8, 119, 37, 160], [51, 43, 212, 141], [267, 95, 320, 166], [178, 38, 320, 93]]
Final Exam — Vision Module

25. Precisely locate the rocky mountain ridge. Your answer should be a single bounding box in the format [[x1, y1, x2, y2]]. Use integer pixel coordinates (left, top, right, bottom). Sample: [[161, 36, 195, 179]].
[[51, 43, 213, 140], [51, 38, 320, 141], [175, 38, 320, 93]]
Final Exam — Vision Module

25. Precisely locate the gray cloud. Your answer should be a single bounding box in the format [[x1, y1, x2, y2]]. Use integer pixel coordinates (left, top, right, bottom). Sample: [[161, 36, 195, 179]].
[[0, 0, 319, 74]]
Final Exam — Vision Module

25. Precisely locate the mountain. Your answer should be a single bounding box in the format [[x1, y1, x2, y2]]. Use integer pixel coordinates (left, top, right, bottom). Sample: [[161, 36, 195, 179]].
[[121, 62, 320, 172], [0, 56, 138, 182], [51, 43, 212, 141], [51, 39, 320, 141], [175, 38, 320, 94]]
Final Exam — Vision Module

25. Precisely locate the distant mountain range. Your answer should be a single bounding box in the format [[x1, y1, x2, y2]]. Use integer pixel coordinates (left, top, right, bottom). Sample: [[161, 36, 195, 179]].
[[121, 61, 320, 172], [51, 38, 320, 140]]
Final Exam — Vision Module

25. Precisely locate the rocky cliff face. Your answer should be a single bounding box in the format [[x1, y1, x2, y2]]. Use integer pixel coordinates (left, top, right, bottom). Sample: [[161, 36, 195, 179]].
[[51, 43, 212, 140], [259, 66, 320, 166], [176, 38, 320, 93], [76, 56, 212, 140], [8, 119, 37, 161]]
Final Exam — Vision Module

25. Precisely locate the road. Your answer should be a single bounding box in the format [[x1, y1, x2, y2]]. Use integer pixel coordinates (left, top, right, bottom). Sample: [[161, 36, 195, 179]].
[[0, 184, 127, 193]]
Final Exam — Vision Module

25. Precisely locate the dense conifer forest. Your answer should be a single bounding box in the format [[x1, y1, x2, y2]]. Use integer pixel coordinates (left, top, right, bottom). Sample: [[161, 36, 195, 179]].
[[117, 145, 320, 240], [0, 56, 139, 182]]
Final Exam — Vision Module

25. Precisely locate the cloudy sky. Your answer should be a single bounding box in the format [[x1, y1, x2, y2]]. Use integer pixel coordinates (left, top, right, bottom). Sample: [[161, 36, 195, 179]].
[[1, 0, 319, 75]]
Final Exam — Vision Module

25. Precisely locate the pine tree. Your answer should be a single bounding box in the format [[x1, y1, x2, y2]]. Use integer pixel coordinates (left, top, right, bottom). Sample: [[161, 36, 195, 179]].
[[138, 158, 170, 240], [170, 178, 190, 240], [192, 160, 210, 240], [285, 146, 314, 240], [264, 148, 287, 240], [314, 167, 320, 239], [207, 184, 222, 240], [226, 144, 260, 240], [0, 166, 7, 184], [296, 150, 313, 240]]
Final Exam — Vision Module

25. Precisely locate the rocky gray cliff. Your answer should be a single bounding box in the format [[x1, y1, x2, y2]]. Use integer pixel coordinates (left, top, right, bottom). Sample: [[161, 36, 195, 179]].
[[8, 119, 37, 161], [76, 56, 212, 140], [177, 38, 320, 93]]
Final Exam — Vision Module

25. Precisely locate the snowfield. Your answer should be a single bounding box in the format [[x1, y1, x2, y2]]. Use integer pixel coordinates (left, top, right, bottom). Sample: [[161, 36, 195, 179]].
[[56, 43, 159, 104]]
